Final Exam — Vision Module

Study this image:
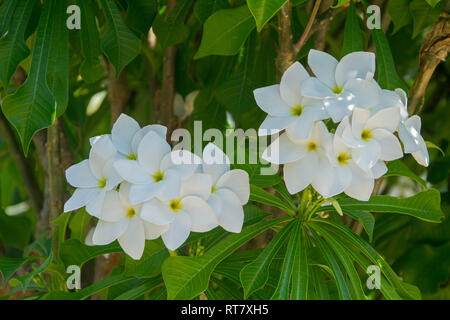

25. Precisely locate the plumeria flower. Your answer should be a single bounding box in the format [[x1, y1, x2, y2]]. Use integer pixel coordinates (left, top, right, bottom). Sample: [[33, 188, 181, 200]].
[[326, 124, 375, 201], [90, 113, 167, 160], [91, 183, 168, 260], [263, 121, 336, 197], [254, 62, 328, 139], [140, 173, 218, 251], [114, 131, 200, 204], [339, 107, 403, 171], [301, 50, 380, 122], [201, 143, 250, 233], [64, 135, 122, 217]]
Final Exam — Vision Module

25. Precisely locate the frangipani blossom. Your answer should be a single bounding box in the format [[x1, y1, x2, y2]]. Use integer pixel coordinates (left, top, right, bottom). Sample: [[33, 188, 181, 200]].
[[114, 131, 200, 205], [339, 107, 403, 171], [140, 173, 218, 251], [254, 62, 328, 139], [326, 132, 375, 201], [92, 183, 168, 260], [301, 50, 380, 122], [201, 143, 250, 233], [64, 135, 122, 217], [263, 121, 335, 197]]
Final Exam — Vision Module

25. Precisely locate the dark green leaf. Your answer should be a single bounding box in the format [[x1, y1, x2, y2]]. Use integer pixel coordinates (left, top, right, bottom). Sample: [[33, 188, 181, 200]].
[[194, 0, 230, 23], [385, 160, 427, 189], [341, 0, 363, 57], [247, 0, 287, 32]]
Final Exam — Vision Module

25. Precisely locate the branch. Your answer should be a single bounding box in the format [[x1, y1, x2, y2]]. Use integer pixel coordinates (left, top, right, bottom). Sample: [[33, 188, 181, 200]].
[[276, 1, 296, 77], [107, 62, 131, 126], [294, 0, 322, 55], [408, 13, 450, 115]]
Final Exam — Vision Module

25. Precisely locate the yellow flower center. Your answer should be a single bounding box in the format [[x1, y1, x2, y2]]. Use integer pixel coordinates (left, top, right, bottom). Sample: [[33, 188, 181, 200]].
[[152, 171, 164, 183], [337, 152, 351, 165], [126, 207, 136, 218], [126, 152, 137, 160], [98, 177, 107, 189], [361, 129, 372, 141], [169, 199, 183, 212], [307, 141, 318, 151], [211, 185, 216, 194], [290, 104, 303, 117], [332, 86, 343, 94]]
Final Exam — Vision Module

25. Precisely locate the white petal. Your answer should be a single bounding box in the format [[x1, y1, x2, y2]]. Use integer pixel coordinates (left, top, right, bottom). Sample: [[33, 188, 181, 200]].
[[131, 125, 168, 153], [157, 169, 181, 201], [344, 78, 380, 109], [202, 143, 230, 183], [280, 61, 310, 106], [89, 134, 107, 147], [99, 190, 127, 222], [371, 161, 387, 179], [323, 92, 355, 122], [92, 218, 129, 245], [114, 159, 151, 184], [65, 160, 98, 188], [111, 114, 140, 156], [286, 105, 328, 140], [64, 188, 99, 212], [143, 221, 169, 240], [311, 120, 332, 148], [258, 115, 296, 136], [216, 169, 250, 205], [207, 193, 223, 219], [89, 135, 118, 179], [308, 49, 338, 88], [335, 51, 375, 87], [128, 182, 162, 205], [262, 133, 307, 165], [86, 188, 107, 218], [398, 116, 423, 153], [140, 198, 175, 225], [366, 106, 401, 132], [215, 189, 244, 233], [329, 165, 352, 196], [352, 140, 381, 171], [351, 107, 371, 139], [344, 164, 374, 201], [372, 129, 403, 161], [284, 153, 318, 194], [180, 173, 212, 200], [300, 77, 335, 99], [102, 159, 123, 190], [412, 146, 429, 167], [181, 196, 218, 232], [161, 212, 191, 251], [253, 85, 291, 116], [137, 131, 171, 173], [118, 216, 146, 260], [160, 150, 200, 179], [342, 124, 366, 148], [311, 154, 337, 198]]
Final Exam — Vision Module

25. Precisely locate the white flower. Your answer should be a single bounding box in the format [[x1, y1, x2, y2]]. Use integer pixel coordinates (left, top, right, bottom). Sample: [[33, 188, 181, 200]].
[[326, 130, 375, 201], [140, 173, 218, 251], [91, 183, 168, 260], [398, 115, 429, 167], [114, 130, 200, 204], [254, 62, 328, 139], [201, 143, 250, 233], [339, 107, 403, 171], [64, 135, 122, 217], [301, 50, 380, 122], [263, 121, 336, 197]]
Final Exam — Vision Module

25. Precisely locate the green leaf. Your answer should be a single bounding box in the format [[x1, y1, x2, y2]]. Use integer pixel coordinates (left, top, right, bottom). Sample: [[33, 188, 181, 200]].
[[0, 211, 32, 249], [114, 276, 163, 300], [385, 160, 427, 188], [195, 6, 256, 59], [247, 0, 287, 32], [125, 0, 157, 35], [291, 224, 308, 299], [0, 256, 37, 286], [162, 217, 289, 299], [332, 0, 350, 8], [331, 198, 343, 216], [425, 140, 445, 156], [425, 0, 441, 7], [194, 0, 230, 23], [0, 0, 36, 87], [387, 0, 411, 34], [59, 239, 122, 267], [52, 211, 71, 258], [410, 0, 441, 38], [250, 184, 296, 215], [240, 219, 296, 298], [0, 0, 16, 39], [318, 189, 444, 223], [1, 0, 57, 154], [216, 71, 258, 115], [341, 0, 363, 57], [46, 0, 68, 116], [152, 0, 193, 49], [124, 239, 169, 278], [100, 0, 142, 74], [343, 209, 375, 242], [68, 209, 91, 242], [77, 0, 104, 83], [17, 252, 53, 291]]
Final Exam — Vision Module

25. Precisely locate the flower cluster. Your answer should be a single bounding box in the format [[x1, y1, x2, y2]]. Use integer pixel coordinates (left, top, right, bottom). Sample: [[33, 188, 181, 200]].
[[64, 114, 249, 259], [257, 49, 429, 201]]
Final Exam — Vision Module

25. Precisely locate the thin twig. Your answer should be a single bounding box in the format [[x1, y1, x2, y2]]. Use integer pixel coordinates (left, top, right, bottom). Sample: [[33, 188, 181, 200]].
[[294, 0, 322, 54]]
